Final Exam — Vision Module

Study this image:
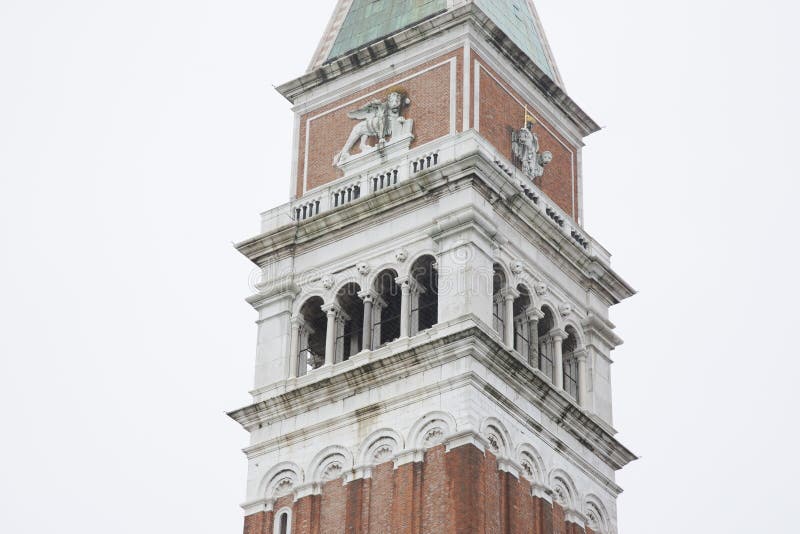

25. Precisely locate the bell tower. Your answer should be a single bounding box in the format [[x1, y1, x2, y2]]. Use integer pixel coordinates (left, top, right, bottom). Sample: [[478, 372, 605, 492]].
[[229, 2, 636, 533]]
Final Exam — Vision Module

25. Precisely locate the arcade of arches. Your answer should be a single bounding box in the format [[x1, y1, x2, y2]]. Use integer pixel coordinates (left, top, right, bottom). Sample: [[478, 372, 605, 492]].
[[290, 259, 588, 408]]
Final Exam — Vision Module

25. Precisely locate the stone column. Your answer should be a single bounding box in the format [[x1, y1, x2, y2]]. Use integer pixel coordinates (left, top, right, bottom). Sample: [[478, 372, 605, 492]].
[[526, 310, 542, 367], [372, 297, 386, 347], [500, 288, 519, 348], [288, 316, 302, 378], [397, 277, 411, 339], [322, 304, 340, 367], [552, 330, 565, 390], [359, 291, 375, 351], [576, 349, 588, 408]]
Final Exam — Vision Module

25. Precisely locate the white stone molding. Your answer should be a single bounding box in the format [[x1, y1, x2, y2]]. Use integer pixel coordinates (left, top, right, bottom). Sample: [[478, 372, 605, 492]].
[[394, 449, 424, 468], [480, 417, 513, 458], [549, 469, 579, 511], [241, 496, 270, 515], [516, 443, 546, 486], [584, 495, 611, 534], [259, 462, 304, 501], [308, 445, 354, 485], [496, 456, 523, 478], [564, 509, 587, 529], [292, 482, 317, 500], [444, 429, 489, 454], [359, 428, 404, 467], [407, 410, 457, 450]]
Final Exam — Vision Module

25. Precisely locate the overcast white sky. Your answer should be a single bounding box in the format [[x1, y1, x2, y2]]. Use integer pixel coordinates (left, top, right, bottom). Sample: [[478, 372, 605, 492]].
[[1, 1, 798, 532]]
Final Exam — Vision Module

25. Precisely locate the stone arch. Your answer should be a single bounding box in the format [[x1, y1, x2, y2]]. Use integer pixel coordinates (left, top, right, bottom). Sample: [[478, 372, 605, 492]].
[[371, 268, 402, 347], [536, 303, 559, 380], [408, 253, 438, 334], [515, 443, 546, 484], [359, 428, 404, 466], [291, 289, 329, 316], [538, 299, 563, 329], [492, 260, 512, 286], [480, 417, 513, 457], [273, 506, 292, 534], [402, 248, 439, 279], [259, 462, 304, 499], [408, 410, 457, 449], [334, 281, 364, 362], [584, 494, 611, 534], [549, 468, 579, 510], [562, 320, 586, 348], [295, 296, 327, 376], [492, 262, 511, 337], [512, 283, 534, 357], [562, 324, 583, 400], [365, 263, 400, 292], [308, 445, 354, 483]]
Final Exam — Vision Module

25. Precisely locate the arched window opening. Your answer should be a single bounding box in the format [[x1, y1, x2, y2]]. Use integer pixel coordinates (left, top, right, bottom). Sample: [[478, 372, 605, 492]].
[[492, 264, 507, 336], [274, 509, 291, 534], [563, 327, 579, 399], [537, 306, 555, 380], [297, 297, 326, 377], [335, 283, 364, 362], [513, 285, 532, 356], [410, 255, 438, 335], [373, 269, 401, 347]]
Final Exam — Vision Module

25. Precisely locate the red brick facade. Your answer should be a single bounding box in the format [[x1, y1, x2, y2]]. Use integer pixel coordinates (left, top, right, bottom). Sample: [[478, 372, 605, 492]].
[[471, 53, 579, 220], [296, 51, 462, 198], [245, 444, 586, 534], [293, 48, 581, 221]]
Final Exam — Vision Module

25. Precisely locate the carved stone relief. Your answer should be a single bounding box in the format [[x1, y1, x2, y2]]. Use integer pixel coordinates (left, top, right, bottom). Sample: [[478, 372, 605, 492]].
[[334, 91, 414, 166], [512, 125, 552, 179]]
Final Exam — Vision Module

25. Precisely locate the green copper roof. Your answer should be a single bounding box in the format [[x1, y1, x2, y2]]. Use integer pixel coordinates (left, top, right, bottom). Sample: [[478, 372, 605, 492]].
[[327, 0, 447, 60], [474, 0, 554, 78], [322, 0, 556, 81]]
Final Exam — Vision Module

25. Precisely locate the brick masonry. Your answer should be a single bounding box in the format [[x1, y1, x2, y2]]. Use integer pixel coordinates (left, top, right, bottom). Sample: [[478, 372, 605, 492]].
[[296, 51, 462, 198], [471, 53, 579, 220], [293, 48, 580, 221], [245, 444, 587, 534]]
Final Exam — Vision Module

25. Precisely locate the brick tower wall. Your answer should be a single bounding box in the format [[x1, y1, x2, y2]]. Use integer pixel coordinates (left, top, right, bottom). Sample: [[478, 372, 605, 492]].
[[293, 48, 581, 221], [244, 443, 586, 534]]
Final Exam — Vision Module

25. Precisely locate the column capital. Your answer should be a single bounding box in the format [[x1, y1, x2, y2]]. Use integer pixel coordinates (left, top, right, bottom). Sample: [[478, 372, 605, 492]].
[[526, 309, 545, 321], [550, 328, 567, 341], [395, 276, 415, 294], [321, 302, 342, 316], [499, 287, 520, 301], [357, 289, 379, 302], [290, 315, 305, 327], [574, 348, 588, 361]]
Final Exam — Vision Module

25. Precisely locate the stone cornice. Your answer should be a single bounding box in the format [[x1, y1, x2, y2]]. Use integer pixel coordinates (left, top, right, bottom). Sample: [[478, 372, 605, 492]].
[[275, 4, 599, 137], [228, 318, 637, 477], [235, 135, 634, 306], [581, 314, 624, 349]]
